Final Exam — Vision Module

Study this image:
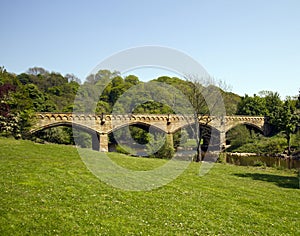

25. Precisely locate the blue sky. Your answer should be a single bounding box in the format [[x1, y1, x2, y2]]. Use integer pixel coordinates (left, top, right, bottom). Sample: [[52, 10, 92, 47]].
[[1, 0, 299, 98]]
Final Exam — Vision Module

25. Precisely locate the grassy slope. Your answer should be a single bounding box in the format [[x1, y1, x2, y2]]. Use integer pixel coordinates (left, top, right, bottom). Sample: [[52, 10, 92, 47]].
[[0, 138, 299, 235]]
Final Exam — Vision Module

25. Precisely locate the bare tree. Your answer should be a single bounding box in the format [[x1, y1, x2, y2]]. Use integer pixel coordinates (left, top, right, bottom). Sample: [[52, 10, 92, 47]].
[[27, 67, 49, 76], [185, 75, 227, 162], [65, 73, 81, 84]]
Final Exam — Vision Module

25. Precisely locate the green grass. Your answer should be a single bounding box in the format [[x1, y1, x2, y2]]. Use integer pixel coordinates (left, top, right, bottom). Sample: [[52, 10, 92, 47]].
[[0, 138, 299, 235]]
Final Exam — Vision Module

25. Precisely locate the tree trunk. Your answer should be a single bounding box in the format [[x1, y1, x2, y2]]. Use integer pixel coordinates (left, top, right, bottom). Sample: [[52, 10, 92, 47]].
[[287, 134, 291, 156], [195, 124, 202, 162]]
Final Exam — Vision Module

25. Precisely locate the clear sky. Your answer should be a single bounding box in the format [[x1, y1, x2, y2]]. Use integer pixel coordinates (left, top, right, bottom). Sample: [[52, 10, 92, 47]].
[[1, 0, 299, 98]]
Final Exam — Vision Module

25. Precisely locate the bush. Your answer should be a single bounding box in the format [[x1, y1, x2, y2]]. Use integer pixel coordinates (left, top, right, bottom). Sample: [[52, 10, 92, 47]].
[[155, 141, 175, 159], [258, 138, 286, 154], [233, 136, 286, 155], [115, 144, 136, 156], [146, 133, 175, 159], [235, 143, 259, 153], [37, 127, 73, 145], [253, 160, 266, 167], [227, 125, 251, 149]]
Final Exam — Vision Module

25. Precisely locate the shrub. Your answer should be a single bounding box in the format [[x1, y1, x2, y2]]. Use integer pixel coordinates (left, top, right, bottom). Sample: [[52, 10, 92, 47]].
[[115, 144, 136, 156], [146, 133, 175, 159], [253, 160, 266, 167], [227, 125, 251, 149], [233, 136, 286, 155]]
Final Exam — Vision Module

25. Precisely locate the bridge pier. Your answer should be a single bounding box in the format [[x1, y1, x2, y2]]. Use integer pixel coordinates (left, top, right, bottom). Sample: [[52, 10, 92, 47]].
[[92, 133, 100, 151], [91, 132, 108, 152], [166, 133, 174, 148], [99, 133, 109, 152], [220, 131, 226, 151]]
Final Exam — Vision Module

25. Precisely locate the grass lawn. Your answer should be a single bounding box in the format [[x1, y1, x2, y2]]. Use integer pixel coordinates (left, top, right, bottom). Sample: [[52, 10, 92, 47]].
[[0, 137, 299, 235]]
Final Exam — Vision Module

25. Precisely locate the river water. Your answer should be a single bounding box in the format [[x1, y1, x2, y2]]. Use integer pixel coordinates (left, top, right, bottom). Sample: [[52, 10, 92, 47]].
[[226, 153, 300, 169]]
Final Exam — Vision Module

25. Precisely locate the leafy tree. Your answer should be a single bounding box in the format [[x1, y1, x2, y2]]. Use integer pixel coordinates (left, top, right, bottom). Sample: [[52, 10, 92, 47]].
[[0, 83, 18, 137], [95, 101, 111, 114], [17, 73, 34, 85], [109, 85, 127, 105], [124, 75, 139, 85], [0, 82, 34, 138], [133, 101, 173, 114], [260, 91, 282, 115], [86, 70, 120, 85], [222, 91, 241, 115], [258, 91, 283, 134], [23, 84, 45, 111], [0, 84, 16, 114], [276, 99, 299, 154], [236, 94, 267, 116]]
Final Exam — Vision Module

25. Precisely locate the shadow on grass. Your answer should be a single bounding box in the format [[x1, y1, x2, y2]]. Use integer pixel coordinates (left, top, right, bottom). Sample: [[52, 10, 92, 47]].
[[234, 173, 300, 189]]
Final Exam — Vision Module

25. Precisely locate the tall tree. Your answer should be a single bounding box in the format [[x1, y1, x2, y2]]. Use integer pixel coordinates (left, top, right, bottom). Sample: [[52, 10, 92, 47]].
[[185, 76, 227, 162], [236, 94, 267, 116], [259, 91, 283, 134], [276, 99, 299, 155]]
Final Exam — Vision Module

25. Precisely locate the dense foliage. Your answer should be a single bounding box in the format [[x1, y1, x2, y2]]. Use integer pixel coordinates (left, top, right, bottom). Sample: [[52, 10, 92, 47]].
[[234, 91, 300, 154], [0, 66, 80, 140]]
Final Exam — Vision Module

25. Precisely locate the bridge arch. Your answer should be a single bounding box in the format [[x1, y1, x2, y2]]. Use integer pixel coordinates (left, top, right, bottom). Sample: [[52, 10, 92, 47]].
[[225, 122, 264, 135], [30, 121, 104, 151]]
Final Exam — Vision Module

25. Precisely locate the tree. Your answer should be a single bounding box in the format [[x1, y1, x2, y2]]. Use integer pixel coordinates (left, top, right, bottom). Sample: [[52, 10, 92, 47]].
[[65, 73, 81, 84], [276, 99, 299, 155], [95, 100, 111, 114], [0, 83, 34, 139], [0, 83, 17, 137], [17, 73, 33, 85], [86, 70, 120, 84], [236, 94, 267, 116], [185, 76, 227, 162], [124, 75, 139, 85], [258, 91, 283, 134], [27, 67, 49, 76], [23, 84, 45, 111]]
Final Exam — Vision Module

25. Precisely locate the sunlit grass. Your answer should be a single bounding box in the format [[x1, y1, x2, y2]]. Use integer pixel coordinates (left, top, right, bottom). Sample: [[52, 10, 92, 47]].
[[0, 138, 299, 235]]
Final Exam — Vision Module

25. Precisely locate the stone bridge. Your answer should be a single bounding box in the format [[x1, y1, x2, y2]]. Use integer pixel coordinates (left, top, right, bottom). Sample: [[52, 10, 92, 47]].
[[31, 113, 270, 152]]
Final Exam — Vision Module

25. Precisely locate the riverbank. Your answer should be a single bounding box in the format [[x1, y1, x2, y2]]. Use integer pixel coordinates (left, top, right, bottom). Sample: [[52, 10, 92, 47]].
[[225, 152, 300, 169]]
